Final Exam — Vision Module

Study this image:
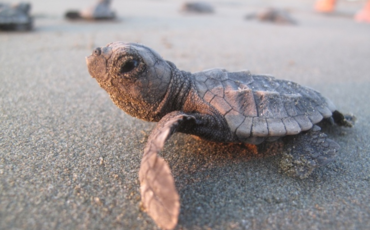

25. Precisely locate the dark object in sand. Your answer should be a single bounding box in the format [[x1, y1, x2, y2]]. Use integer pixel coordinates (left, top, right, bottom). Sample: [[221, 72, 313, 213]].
[[0, 2, 32, 31], [246, 7, 296, 25], [65, 0, 115, 20], [181, 1, 214, 14], [86, 42, 355, 230]]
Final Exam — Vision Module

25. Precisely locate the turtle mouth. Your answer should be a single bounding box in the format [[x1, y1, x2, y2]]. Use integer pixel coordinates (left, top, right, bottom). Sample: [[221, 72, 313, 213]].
[[86, 45, 114, 79], [85, 55, 94, 68], [86, 55, 98, 78], [85, 56, 91, 65]]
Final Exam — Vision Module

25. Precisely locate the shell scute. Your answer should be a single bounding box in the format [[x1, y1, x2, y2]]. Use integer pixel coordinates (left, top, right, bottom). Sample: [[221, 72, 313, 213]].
[[210, 96, 232, 115], [282, 117, 301, 135], [224, 110, 245, 133], [236, 117, 253, 140], [254, 91, 288, 118], [294, 115, 313, 131], [266, 118, 286, 136], [224, 87, 257, 117], [252, 117, 269, 137]]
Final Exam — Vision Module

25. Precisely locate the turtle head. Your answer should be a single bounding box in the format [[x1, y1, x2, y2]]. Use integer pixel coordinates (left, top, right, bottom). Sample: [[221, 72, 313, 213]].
[[86, 42, 173, 121]]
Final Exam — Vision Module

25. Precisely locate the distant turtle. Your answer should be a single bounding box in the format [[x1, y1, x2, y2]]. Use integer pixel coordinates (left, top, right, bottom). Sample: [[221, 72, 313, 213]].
[[181, 2, 214, 14], [65, 0, 115, 20], [0, 2, 32, 31], [86, 42, 354, 229], [245, 7, 296, 25]]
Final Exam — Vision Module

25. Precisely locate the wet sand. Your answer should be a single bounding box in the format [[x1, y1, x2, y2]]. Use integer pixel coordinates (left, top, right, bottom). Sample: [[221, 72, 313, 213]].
[[1, 0, 370, 229]]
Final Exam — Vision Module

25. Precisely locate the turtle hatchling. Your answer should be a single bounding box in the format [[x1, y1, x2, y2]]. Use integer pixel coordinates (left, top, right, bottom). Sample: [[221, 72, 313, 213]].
[[86, 42, 355, 230], [65, 0, 115, 20], [181, 2, 214, 14], [245, 7, 297, 25], [0, 2, 33, 31]]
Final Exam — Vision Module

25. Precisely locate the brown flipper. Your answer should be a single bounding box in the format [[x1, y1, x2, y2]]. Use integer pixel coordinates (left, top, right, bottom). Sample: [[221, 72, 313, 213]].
[[139, 111, 195, 230]]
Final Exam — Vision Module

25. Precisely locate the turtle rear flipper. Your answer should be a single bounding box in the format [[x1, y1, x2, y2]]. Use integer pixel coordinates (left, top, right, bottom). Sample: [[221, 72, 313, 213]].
[[65, 11, 81, 20], [279, 125, 340, 179], [139, 111, 197, 230], [332, 110, 356, 127]]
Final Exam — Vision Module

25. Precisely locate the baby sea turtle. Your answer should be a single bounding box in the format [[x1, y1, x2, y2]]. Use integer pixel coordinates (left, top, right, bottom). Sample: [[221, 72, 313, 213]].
[[65, 0, 115, 20], [0, 2, 33, 31], [181, 2, 214, 14], [245, 7, 296, 25], [86, 42, 354, 230]]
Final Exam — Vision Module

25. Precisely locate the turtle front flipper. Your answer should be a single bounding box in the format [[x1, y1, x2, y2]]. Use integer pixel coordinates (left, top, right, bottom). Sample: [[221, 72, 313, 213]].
[[279, 125, 340, 179], [139, 111, 196, 230]]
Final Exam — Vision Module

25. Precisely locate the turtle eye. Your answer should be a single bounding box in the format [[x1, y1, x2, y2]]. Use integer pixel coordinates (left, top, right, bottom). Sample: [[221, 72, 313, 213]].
[[120, 59, 139, 74], [93, 47, 101, 56]]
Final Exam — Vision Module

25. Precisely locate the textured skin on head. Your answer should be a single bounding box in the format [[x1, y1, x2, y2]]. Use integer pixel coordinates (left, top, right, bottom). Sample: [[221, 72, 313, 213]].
[[87, 42, 174, 121]]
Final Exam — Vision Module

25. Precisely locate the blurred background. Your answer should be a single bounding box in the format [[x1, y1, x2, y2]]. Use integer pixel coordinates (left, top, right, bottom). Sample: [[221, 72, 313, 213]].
[[1, 1, 370, 230], [1, 0, 369, 80]]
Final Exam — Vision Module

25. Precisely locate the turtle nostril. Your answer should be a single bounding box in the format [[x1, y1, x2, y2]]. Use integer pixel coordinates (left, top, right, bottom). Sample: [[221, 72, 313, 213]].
[[93, 47, 101, 56]]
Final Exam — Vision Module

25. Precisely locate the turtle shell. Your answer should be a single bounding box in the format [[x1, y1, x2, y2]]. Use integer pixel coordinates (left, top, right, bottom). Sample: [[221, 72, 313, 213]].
[[193, 69, 336, 144]]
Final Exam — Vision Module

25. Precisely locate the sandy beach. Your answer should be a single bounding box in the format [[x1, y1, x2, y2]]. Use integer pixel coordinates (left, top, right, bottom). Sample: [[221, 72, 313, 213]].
[[1, 0, 370, 229]]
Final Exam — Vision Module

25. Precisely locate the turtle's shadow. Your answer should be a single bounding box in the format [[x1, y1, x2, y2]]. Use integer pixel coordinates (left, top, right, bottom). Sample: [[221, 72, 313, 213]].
[[317, 118, 357, 143], [163, 128, 349, 228], [165, 138, 274, 228]]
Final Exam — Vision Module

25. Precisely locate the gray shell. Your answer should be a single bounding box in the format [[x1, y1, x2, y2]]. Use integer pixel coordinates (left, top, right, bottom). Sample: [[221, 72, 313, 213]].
[[193, 69, 335, 144], [0, 3, 32, 30], [181, 2, 214, 14], [80, 0, 115, 19]]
